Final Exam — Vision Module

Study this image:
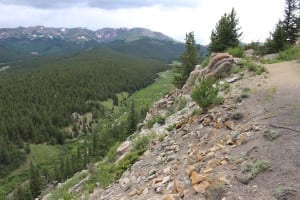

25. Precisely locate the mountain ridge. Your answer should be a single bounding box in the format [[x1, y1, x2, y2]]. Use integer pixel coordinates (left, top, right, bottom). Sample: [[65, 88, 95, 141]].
[[0, 26, 175, 43]]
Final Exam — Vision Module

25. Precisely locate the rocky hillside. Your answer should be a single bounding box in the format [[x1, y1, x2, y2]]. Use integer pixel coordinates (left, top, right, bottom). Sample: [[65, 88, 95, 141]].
[[43, 52, 300, 200]]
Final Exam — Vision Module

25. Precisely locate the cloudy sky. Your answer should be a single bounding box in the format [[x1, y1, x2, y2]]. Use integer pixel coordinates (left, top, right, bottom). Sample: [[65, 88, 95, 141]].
[[0, 0, 285, 44]]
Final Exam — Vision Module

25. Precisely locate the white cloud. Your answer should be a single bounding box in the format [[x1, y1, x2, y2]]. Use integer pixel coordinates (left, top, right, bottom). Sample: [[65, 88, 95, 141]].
[[0, 0, 285, 45]]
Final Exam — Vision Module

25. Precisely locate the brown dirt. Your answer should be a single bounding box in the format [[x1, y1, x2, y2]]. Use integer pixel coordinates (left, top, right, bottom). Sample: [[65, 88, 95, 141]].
[[226, 60, 300, 200]]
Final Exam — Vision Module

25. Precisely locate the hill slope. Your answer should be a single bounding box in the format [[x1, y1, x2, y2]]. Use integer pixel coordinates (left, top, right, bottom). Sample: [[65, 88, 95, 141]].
[[45, 55, 300, 200]]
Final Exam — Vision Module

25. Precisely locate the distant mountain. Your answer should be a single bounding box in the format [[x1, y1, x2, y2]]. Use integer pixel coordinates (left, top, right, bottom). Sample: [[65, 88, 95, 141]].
[[0, 26, 179, 62], [0, 26, 174, 43], [0, 26, 209, 64]]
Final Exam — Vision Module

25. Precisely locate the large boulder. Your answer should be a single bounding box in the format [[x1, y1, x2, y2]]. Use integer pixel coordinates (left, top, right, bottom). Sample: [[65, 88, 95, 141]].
[[263, 53, 278, 60], [181, 53, 234, 94], [205, 53, 234, 79]]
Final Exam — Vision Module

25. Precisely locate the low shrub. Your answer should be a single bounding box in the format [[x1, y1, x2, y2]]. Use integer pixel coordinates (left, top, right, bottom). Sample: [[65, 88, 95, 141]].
[[250, 160, 270, 178], [278, 45, 300, 61], [191, 78, 224, 111], [206, 182, 226, 200], [147, 115, 165, 128], [201, 56, 209, 68], [166, 124, 176, 132], [226, 47, 245, 58], [133, 135, 151, 153], [177, 97, 187, 110], [106, 142, 120, 163], [238, 59, 266, 75], [230, 65, 241, 74]]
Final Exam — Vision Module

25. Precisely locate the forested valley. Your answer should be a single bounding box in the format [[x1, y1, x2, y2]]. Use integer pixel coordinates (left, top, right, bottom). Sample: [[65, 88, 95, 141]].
[[0, 39, 181, 198]]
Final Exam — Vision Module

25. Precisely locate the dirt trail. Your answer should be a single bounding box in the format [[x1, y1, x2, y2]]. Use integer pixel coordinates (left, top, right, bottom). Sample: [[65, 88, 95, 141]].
[[230, 60, 300, 199]]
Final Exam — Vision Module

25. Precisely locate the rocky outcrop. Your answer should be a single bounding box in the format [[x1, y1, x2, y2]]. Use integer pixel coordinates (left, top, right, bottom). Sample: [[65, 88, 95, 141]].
[[182, 53, 234, 94], [205, 53, 234, 79]]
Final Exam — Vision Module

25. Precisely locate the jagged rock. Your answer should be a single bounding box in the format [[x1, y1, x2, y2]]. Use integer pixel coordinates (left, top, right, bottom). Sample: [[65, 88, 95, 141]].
[[119, 177, 130, 188], [171, 181, 184, 194], [163, 166, 172, 174], [116, 141, 132, 157], [224, 120, 235, 130], [128, 188, 139, 197], [71, 112, 81, 121], [162, 175, 171, 184], [182, 65, 205, 94], [176, 119, 188, 129], [166, 155, 177, 162], [186, 165, 196, 177], [226, 76, 240, 83], [192, 181, 211, 193], [155, 186, 164, 194], [191, 171, 206, 185], [148, 169, 157, 176], [161, 194, 180, 200], [153, 177, 163, 185], [205, 53, 234, 79], [142, 187, 149, 195]]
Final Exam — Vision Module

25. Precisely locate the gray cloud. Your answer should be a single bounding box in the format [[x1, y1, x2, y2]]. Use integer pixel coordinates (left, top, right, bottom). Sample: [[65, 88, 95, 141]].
[[0, 0, 199, 9]]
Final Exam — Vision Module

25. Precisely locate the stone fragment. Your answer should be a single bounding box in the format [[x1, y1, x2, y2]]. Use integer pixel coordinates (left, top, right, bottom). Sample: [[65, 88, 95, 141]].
[[142, 187, 149, 195], [167, 155, 177, 162], [191, 171, 206, 185], [172, 181, 184, 194], [219, 176, 230, 185], [161, 194, 180, 200], [224, 120, 235, 130], [116, 141, 132, 156], [162, 175, 171, 184], [155, 186, 164, 194], [163, 166, 172, 174], [186, 165, 196, 177], [153, 177, 163, 185], [128, 188, 138, 197], [192, 181, 211, 193]]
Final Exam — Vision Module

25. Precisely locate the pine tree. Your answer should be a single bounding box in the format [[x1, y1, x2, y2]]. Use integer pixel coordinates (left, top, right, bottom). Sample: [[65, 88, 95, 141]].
[[173, 32, 198, 88], [29, 162, 42, 197], [209, 8, 242, 52], [265, 21, 288, 53], [283, 0, 299, 44], [127, 99, 137, 133]]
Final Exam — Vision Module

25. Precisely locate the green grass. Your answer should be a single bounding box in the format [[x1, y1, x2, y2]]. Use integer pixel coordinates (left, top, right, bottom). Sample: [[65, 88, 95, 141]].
[[147, 115, 166, 128], [238, 59, 266, 75], [47, 171, 88, 200], [278, 45, 300, 61], [0, 144, 61, 198], [230, 65, 241, 74], [261, 45, 300, 63], [129, 70, 174, 111]]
